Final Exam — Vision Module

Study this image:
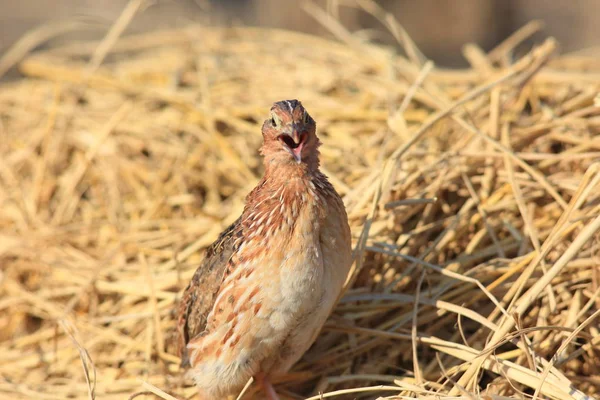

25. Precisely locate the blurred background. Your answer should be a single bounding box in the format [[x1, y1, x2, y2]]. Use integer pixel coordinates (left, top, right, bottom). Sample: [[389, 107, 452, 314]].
[[1, 0, 599, 68]]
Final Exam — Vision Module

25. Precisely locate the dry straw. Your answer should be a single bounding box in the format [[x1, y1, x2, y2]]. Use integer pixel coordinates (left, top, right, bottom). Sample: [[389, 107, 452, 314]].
[[1, 1, 600, 399]]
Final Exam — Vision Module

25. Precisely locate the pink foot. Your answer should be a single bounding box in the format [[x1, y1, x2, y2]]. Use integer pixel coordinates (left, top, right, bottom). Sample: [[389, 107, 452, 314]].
[[256, 373, 280, 400]]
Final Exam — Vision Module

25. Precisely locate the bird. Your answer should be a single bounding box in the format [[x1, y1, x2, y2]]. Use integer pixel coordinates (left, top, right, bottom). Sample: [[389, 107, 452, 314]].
[[175, 99, 352, 399]]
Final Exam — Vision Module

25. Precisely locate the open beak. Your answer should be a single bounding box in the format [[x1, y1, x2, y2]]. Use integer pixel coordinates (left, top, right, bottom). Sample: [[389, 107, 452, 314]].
[[279, 129, 306, 163]]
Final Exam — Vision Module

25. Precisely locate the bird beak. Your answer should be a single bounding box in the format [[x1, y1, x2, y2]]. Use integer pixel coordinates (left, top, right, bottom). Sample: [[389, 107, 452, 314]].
[[291, 148, 302, 163], [279, 127, 306, 163], [290, 132, 303, 163]]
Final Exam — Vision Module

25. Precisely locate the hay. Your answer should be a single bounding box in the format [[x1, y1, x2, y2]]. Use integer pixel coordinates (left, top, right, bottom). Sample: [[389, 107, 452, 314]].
[[1, 2, 600, 399]]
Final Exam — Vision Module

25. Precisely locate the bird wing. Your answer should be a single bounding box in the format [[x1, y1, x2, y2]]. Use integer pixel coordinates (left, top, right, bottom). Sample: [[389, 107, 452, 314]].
[[176, 217, 241, 367]]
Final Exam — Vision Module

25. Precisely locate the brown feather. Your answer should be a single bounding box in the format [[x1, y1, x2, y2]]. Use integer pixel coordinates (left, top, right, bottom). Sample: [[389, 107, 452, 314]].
[[176, 217, 241, 366], [174, 100, 352, 399]]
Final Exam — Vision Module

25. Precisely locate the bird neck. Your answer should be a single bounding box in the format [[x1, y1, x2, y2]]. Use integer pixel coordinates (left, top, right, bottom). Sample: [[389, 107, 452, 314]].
[[263, 155, 319, 178], [243, 164, 327, 241]]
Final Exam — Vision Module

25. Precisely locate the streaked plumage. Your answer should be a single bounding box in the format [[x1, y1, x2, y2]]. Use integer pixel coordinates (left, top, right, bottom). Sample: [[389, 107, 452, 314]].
[[176, 100, 352, 399]]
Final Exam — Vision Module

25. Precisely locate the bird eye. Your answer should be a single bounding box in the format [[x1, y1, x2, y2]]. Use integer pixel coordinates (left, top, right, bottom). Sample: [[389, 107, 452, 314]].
[[270, 114, 279, 128]]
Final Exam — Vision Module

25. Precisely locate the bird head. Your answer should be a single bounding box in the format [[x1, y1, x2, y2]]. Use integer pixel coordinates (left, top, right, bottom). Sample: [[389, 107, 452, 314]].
[[260, 100, 320, 168]]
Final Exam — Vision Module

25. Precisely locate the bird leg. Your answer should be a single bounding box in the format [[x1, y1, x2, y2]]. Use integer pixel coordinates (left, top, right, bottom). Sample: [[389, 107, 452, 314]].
[[256, 373, 280, 400]]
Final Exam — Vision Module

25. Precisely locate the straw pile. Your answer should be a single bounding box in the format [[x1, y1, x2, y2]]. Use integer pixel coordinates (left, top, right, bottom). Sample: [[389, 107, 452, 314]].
[[1, 3, 600, 400]]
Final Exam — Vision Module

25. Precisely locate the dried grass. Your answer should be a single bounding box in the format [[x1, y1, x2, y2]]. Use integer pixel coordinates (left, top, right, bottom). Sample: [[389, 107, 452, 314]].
[[1, 2, 600, 399]]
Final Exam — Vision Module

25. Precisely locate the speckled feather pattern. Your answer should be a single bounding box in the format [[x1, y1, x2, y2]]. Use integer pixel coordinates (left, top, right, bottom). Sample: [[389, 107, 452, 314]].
[[176, 100, 352, 399]]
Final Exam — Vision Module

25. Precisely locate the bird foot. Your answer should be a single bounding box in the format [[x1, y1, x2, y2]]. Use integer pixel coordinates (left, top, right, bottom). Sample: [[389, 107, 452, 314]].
[[256, 373, 280, 400]]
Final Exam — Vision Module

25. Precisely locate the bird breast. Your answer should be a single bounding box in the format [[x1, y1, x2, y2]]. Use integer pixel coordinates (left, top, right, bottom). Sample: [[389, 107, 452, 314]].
[[257, 183, 327, 326]]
